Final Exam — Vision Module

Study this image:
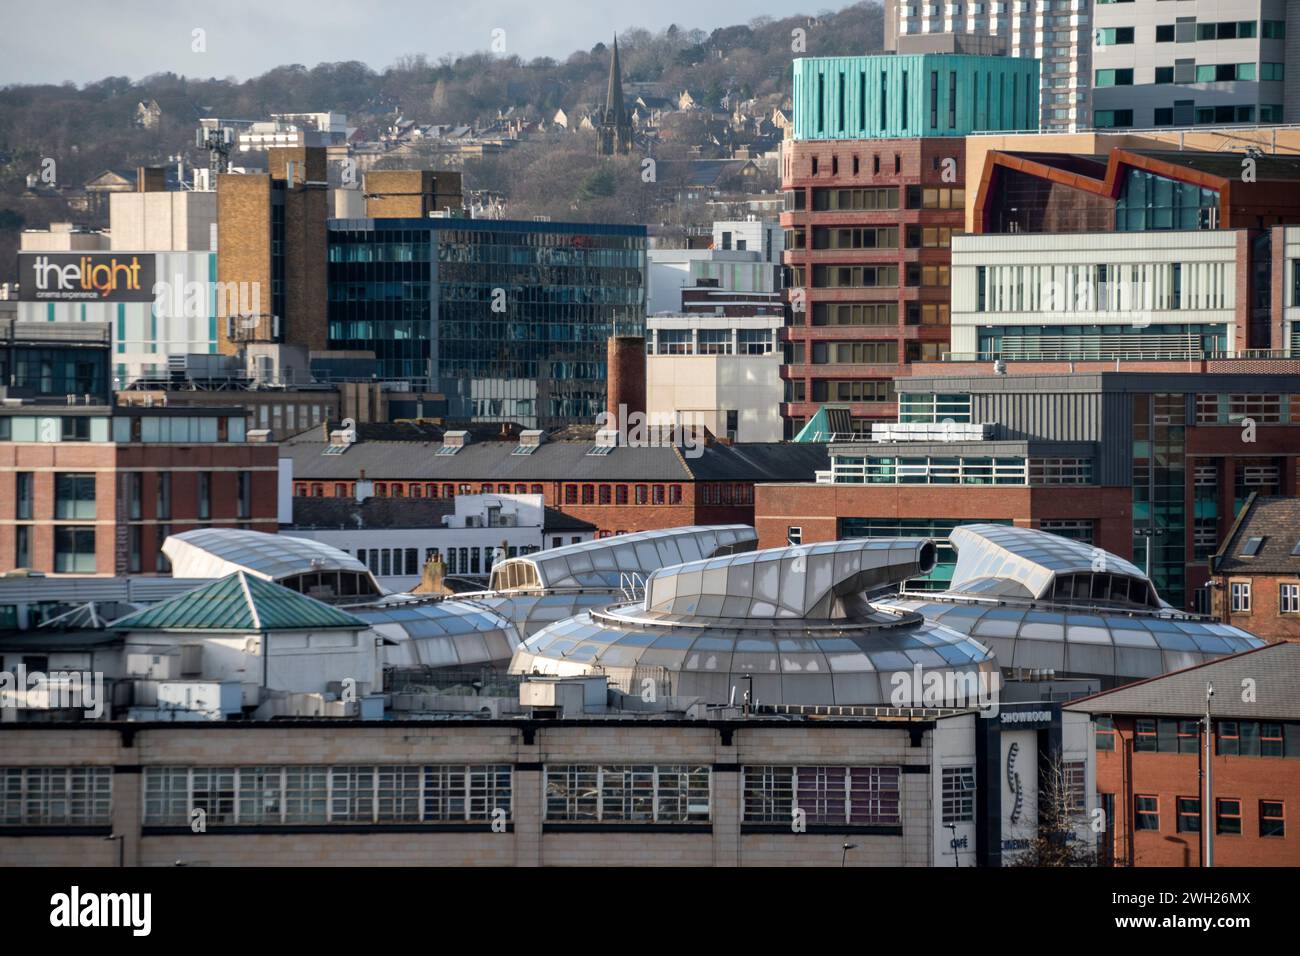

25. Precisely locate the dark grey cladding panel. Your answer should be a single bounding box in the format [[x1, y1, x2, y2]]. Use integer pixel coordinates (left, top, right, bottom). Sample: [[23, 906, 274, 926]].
[[1099, 390, 1134, 487], [972, 391, 1104, 442]]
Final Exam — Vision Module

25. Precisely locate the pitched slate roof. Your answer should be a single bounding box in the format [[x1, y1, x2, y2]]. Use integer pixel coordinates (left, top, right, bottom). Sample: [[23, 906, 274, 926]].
[[1212, 495, 1300, 576], [282, 428, 828, 484], [543, 507, 597, 532], [1064, 642, 1300, 722], [292, 495, 455, 530], [110, 572, 368, 633]]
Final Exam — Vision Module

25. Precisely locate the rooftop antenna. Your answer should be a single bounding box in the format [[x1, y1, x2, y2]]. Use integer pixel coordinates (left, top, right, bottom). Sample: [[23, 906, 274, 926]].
[[196, 125, 234, 178]]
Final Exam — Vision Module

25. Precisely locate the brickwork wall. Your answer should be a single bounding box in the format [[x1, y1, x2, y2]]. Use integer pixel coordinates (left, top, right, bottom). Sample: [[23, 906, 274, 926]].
[[1095, 716, 1300, 867]]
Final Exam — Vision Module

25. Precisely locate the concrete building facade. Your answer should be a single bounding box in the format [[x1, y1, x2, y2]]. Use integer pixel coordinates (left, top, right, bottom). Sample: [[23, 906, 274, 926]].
[[1092, 0, 1297, 129], [0, 703, 1093, 868], [645, 314, 784, 443]]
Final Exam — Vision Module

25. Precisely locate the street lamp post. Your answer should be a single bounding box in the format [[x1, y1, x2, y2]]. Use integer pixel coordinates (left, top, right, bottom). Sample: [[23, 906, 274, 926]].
[[841, 842, 857, 867], [104, 833, 125, 868], [1204, 681, 1215, 868], [1134, 527, 1166, 579]]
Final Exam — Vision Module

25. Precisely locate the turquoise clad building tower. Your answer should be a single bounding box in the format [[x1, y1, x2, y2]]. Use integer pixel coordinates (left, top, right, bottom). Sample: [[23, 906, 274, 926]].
[[792, 54, 1040, 140]]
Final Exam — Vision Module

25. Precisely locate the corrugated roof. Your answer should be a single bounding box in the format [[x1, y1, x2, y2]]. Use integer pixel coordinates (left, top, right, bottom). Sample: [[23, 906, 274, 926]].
[[1212, 495, 1300, 576], [111, 572, 368, 632], [1064, 642, 1300, 722]]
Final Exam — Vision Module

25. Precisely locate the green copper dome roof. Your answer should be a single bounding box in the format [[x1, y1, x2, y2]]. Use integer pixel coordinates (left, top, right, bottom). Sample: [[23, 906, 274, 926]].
[[111, 572, 368, 632]]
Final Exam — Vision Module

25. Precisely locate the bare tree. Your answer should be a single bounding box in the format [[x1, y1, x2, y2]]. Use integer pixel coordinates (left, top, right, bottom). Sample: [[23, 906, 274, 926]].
[[1008, 753, 1098, 867]]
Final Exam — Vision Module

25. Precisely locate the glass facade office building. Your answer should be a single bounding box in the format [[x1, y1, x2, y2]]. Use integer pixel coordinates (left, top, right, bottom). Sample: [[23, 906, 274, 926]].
[[327, 218, 646, 428]]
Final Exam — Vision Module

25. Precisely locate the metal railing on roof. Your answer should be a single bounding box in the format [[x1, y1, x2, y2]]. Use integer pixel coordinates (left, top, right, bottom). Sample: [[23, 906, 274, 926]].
[[968, 121, 1300, 144], [757, 703, 968, 719], [893, 589, 1205, 621], [938, 348, 1299, 364]]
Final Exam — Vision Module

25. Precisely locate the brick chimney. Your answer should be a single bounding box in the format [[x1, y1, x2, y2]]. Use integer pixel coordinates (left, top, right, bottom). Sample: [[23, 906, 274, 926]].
[[606, 335, 646, 431]]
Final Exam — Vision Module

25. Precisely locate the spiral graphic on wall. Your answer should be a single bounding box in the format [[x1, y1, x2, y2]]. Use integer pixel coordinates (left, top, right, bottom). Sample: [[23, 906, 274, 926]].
[[1006, 741, 1024, 824]]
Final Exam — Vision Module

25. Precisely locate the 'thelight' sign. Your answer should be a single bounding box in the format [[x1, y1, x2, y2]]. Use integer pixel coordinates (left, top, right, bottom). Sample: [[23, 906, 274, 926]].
[[21, 253, 156, 302]]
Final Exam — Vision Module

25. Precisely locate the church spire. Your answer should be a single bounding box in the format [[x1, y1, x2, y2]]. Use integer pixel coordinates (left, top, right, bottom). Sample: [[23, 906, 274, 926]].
[[598, 35, 632, 155]]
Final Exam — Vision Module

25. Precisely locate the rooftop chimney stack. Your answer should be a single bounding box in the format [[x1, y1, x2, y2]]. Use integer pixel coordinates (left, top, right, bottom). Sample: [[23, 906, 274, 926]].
[[606, 334, 646, 434]]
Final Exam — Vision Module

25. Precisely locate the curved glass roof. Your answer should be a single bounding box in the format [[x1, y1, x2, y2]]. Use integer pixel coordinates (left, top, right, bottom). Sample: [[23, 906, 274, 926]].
[[355, 598, 521, 669], [164, 529, 377, 586], [947, 524, 1154, 605], [488, 525, 756, 591], [508, 537, 996, 707], [512, 610, 995, 707], [467, 591, 619, 638], [643, 538, 934, 620], [880, 597, 1263, 681]]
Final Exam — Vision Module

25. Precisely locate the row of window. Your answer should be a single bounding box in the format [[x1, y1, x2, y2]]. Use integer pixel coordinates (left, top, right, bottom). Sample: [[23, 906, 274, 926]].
[[647, 328, 776, 356], [974, 261, 1230, 315], [563, 484, 683, 505], [1134, 795, 1285, 838], [1096, 717, 1300, 757], [1150, 19, 1285, 43], [293, 481, 749, 507], [352, 545, 540, 579], [1229, 581, 1300, 615], [798, 186, 966, 213], [1098, 63, 1283, 88], [4, 764, 914, 828], [122, 472, 248, 522], [1197, 394, 1300, 425], [803, 225, 957, 251], [831, 455, 1093, 487], [1100, 104, 1285, 130]]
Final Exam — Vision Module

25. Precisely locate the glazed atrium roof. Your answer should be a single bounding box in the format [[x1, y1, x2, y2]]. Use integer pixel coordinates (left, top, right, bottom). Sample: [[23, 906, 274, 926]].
[[510, 537, 998, 707]]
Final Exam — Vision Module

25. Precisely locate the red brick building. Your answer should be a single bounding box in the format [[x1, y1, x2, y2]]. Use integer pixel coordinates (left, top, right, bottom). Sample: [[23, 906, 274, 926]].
[[1067, 642, 1300, 868], [1211, 494, 1300, 643], [780, 136, 965, 436], [1, 404, 278, 576], [281, 424, 828, 538], [756, 370, 1300, 610], [756, 482, 1133, 553]]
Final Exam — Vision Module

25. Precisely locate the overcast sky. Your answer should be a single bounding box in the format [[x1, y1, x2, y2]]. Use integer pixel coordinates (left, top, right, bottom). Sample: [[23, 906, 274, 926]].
[[0, 0, 839, 86]]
